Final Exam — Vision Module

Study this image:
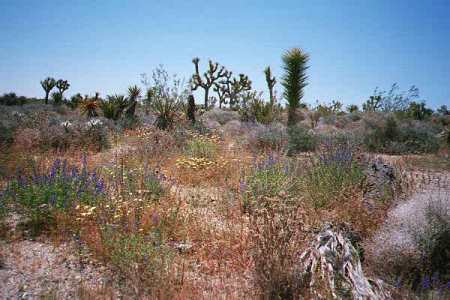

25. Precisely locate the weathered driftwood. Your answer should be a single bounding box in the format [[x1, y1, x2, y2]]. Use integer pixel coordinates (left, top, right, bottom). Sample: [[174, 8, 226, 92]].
[[298, 224, 391, 299]]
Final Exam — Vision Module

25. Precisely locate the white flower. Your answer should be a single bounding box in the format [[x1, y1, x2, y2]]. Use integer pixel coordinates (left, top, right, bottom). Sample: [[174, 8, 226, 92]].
[[86, 118, 103, 127], [61, 121, 72, 128], [11, 111, 24, 118]]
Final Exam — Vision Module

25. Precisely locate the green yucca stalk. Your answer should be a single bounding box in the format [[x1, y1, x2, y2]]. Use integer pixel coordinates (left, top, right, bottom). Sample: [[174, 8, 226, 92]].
[[281, 48, 309, 127]]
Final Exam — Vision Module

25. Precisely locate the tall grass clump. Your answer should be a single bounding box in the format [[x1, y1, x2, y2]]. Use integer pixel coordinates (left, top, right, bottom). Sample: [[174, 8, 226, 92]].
[[1, 158, 105, 235], [243, 155, 303, 298], [301, 135, 364, 208]]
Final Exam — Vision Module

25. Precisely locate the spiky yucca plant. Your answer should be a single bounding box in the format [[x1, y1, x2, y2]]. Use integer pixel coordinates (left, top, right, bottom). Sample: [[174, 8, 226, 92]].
[[281, 48, 309, 127], [40, 77, 56, 104], [101, 95, 128, 121], [125, 85, 141, 119]]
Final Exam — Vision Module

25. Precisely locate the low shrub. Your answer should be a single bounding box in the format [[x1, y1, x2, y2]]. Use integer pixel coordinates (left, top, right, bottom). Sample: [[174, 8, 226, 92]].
[[241, 156, 298, 211], [185, 137, 218, 159], [202, 108, 240, 125], [249, 123, 286, 151], [287, 126, 317, 155], [363, 116, 440, 154], [102, 229, 175, 297]]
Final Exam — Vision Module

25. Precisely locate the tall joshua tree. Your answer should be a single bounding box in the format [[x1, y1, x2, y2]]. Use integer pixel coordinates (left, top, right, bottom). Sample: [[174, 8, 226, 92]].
[[281, 48, 309, 127], [228, 74, 252, 109], [191, 57, 229, 109], [125, 85, 141, 119], [40, 77, 56, 104], [264, 66, 276, 106], [56, 79, 70, 97]]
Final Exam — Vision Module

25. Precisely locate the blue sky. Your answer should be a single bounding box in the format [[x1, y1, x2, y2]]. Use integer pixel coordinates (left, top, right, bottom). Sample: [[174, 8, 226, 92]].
[[1, 0, 449, 108]]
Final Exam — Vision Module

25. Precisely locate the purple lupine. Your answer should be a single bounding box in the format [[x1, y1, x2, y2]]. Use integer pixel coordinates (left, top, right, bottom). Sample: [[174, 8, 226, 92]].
[[151, 211, 160, 226], [422, 275, 431, 290], [95, 179, 105, 194], [239, 179, 247, 194], [49, 193, 57, 207]]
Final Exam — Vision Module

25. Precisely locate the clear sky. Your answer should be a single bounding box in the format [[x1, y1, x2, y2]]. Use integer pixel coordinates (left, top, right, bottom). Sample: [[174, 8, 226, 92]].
[[1, 0, 449, 108]]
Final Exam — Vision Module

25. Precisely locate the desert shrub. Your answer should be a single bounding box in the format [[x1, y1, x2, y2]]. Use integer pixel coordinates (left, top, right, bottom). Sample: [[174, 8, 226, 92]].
[[287, 126, 317, 155], [409, 199, 450, 284], [185, 137, 218, 159], [191, 120, 211, 135], [202, 108, 240, 125], [347, 112, 362, 122], [116, 166, 166, 203], [2, 158, 105, 235], [102, 229, 175, 297], [245, 94, 278, 124], [300, 136, 364, 208], [363, 116, 440, 154], [242, 156, 298, 211], [0, 122, 15, 146], [51, 92, 64, 105], [0, 93, 34, 106], [249, 123, 286, 151]]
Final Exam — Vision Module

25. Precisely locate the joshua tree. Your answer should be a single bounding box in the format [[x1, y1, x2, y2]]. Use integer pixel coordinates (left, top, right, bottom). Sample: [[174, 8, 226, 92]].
[[125, 85, 141, 119], [191, 57, 229, 109], [264, 66, 276, 106], [40, 77, 56, 104], [213, 71, 232, 108], [187, 94, 196, 124], [56, 79, 70, 98], [228, 74, 252, 109], [281, 48, 309, 127]]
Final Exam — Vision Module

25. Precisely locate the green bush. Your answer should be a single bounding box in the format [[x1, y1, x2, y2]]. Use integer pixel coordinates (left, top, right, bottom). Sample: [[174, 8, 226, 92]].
[[103, 230, 175, 295], [363, 116, 440, 154], [242, 157, 298, 211], [287, 126, 317, 155], [185, 137, 218, 159], [251, 124, 286, 151]]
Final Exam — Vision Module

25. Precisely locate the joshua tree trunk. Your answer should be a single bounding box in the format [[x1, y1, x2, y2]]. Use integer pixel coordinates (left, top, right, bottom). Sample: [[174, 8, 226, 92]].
[[269, 89, 274, 106], [45, 91, 50, 104], [204, 88, 209, 109]]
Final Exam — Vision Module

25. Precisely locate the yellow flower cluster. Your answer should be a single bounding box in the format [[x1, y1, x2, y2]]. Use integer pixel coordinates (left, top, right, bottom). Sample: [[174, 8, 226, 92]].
[[175, 156, 227, 170], [75, 204, 97, 218], [191, 133, 221, 144]]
